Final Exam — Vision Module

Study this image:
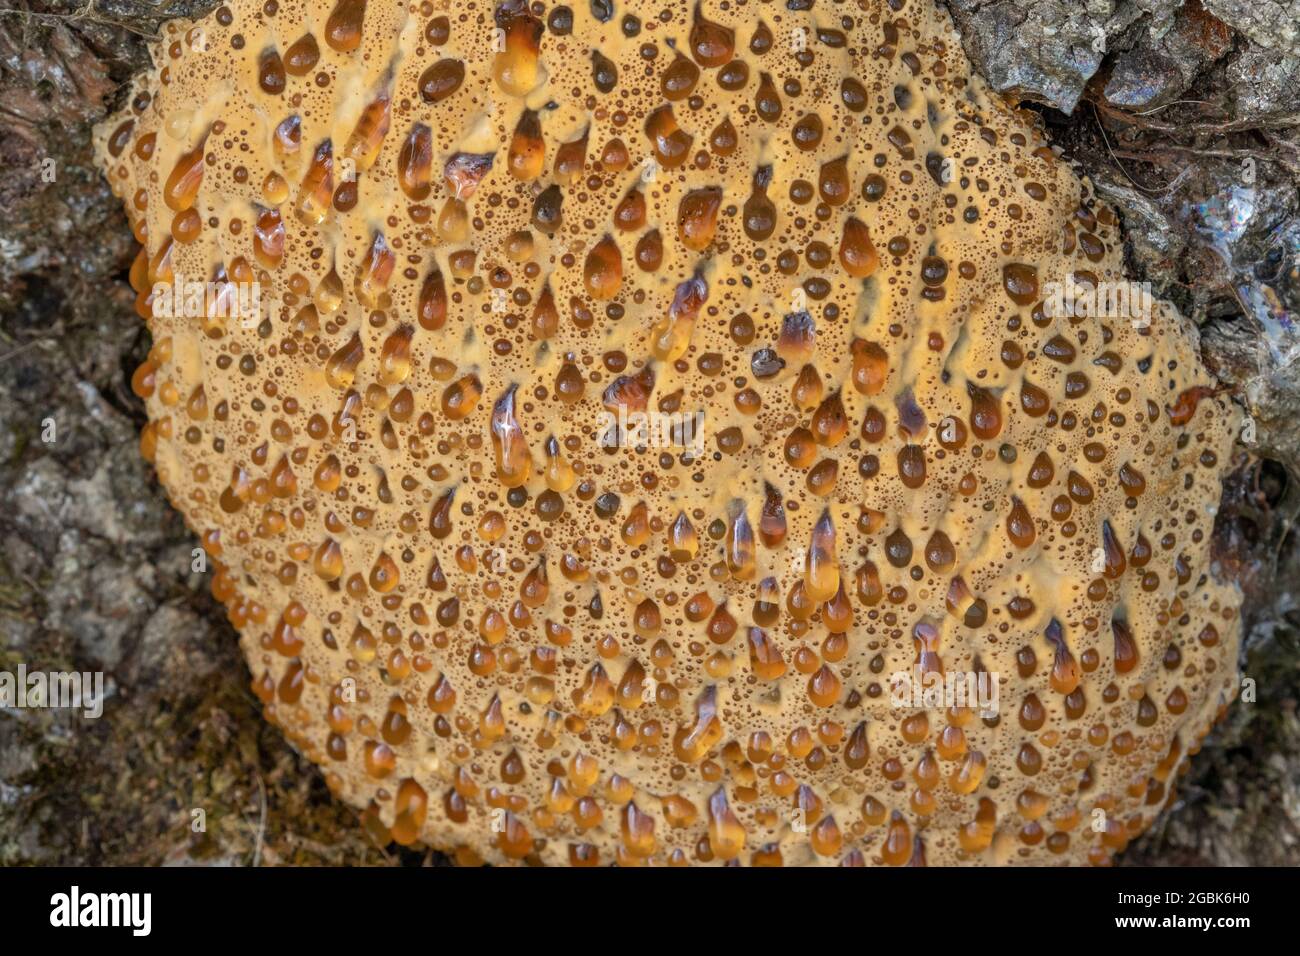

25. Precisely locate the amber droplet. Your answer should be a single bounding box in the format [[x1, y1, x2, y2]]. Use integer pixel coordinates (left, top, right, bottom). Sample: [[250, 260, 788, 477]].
[[420, 59, 466, 103], [378, 325, 413, 385], [573, 663, 614, 716], [1007, 497, 1036, 548], [791, 113, 823, 151], [805, 510, 839, 602], [325, 332, 364, 389], [532, 184, 564, 234], [851, 339, 889, 395], [314, 268, 344, 315], [819, 156, 850, 206], [755, 72, 781, 121], [259, 172, 288, 206], [897, 445, 926, 489], [690, 3, 734, 67], [553, 128, 589, 184], [258, 48, 286, 95], [325, 0, 366, 53], [807, 665, 841, 707], [491, 385, 532, 488], [497, 812, 532, 859], [508, 110, 545, 180], [777, 310, 816, 364], [252, 206, 285, 268], [295, 139, 334, 226], [344, 94, 391, 172], [273, 115, 301, 170], [838, 723, 870, 772], [662, 52, 700, 100], [418, 268, 447, 330], [649, 272, 708, 361], [968, 384, 1002, 439], [747, 627, 786, 681], [284, 33, 320, 75], [1045, 618, 1080, 694], [677, 186, 722, 251], [398, 124, 434, 200], [614, 187, 647, 232], [667, 512, 699, 561], [391, 780, 428, 845], [530, 283, 559, 339], [369, 552, 400, 593], [591, 49, 618, 93], [1113, 617, 1139, 674], [840, 217, 879, 278], [635, 229, 662, 271], [725, 501, 756, 581], [620, 801, 656, 858], [759, 483, 786, 547], [710, 118, 738, 156], [1119, 462, 1147, 495], [706, 787, 746, 859], [743, 165, 777, 240], [445, 151, 495, 200], [163, 143, 206, 212], [645, 105, 693, 169], [924, 531, 956, 572], [674, 685, 723, 762], [1001, 263, 1039, 305], [1100, 520, 1128, 579], [882, 812, 911, 866], [913, 620, 943, 676], [583, 235, 623, 300], [493, 4, 543, 96], [314, 538, 344, 580], [355, 232, 395, 307], [442, 374, 484, 420], [107, 120, 133, 159]]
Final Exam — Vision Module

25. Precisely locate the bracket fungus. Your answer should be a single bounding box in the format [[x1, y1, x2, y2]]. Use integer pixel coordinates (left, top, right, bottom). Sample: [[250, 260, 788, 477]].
[[96, 0, 1242, 866]]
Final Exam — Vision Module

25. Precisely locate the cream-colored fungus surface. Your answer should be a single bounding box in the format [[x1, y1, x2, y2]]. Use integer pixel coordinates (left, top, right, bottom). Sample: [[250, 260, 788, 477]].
[[96, 0, 1241, 865]]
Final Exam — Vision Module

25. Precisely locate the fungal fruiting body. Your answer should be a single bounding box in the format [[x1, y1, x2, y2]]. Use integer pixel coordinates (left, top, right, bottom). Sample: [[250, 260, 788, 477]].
[[96, 0, 1241, 866]]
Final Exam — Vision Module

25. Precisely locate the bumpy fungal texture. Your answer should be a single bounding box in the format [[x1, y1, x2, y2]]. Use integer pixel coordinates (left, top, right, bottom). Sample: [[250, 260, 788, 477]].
[[95, 0, 1242, 866]]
